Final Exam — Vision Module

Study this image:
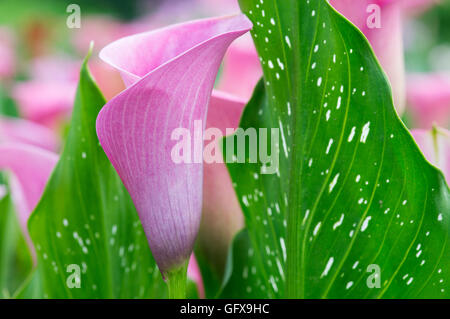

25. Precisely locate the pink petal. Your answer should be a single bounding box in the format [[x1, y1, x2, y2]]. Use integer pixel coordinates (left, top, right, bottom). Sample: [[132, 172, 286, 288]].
[[207, 90, 246, 131], [30, 55, 80, 82], [198, 91, 245, 272], [412, 128, 450, 183], [12, 81, 76, 126], [187, 254, 205, 298], [89, 58, 126, 100], [96, 15, 252, 273], [330, 0, 406, 113], [0, 116, 60, 152], [218, 35, 262, 100], [0, 143, 57, 234], [407, 73, 450, 129]]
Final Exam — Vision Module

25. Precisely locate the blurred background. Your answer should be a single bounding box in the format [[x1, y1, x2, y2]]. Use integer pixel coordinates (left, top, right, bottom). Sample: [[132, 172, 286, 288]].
[[0, 0, 449, 129]]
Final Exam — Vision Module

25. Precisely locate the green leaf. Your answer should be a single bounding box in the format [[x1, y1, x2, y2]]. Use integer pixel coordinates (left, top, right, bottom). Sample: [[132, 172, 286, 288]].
[[27, 52, 166, 298], [226, 0, 450, 298], [0, 192, 33, 298], [194, 246, 222, 298], [13, 269, 43, 299], [0, 86, 19, 117], [219, 229, 267, 298]]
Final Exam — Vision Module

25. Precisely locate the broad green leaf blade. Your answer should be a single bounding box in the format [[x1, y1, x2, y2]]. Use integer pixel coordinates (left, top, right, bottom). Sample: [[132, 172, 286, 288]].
[[28, 53, 166, 298], [228, 0, 450, 298], [219, 229, 267, 299], [194, 246, 222, 298], [0, 192, 33, 298], [13, 269, 43, 299]]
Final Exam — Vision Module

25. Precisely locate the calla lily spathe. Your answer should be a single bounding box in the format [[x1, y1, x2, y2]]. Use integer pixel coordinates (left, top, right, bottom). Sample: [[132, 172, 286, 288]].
[[96, 15, 252, 274], [199, 90, 246, 274]]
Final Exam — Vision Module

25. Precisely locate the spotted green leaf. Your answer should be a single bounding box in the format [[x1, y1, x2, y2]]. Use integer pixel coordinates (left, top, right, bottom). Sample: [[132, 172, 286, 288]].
[[27, 52, 166, 298], [224, 0, 450, 298]]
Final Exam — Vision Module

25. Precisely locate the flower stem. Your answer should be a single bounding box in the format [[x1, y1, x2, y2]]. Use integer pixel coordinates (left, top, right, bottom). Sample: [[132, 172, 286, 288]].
[[165, 261, 188, 299]]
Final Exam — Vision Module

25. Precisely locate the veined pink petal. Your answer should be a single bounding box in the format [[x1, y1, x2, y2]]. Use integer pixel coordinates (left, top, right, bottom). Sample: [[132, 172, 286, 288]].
[[0, 143, 57, 235], [12, 81, 76, 126], [199, 90, 245, 273], [218, 34, 262, 100], [187, 254, 205, 298], [412, 128, 450, 183], [330, 0, 406, 114], [0, 116, 60, 151], [96, 15, 252, 274], [407, 73, 450, 129]]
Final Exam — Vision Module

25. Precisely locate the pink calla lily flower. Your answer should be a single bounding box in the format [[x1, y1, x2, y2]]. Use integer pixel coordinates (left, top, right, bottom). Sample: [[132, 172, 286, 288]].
[[407, 73, 450, 129], [0, 116, 60, 151], [0, 143, 57, 238], [187, 254, 205, 298], [217, 35, 262, 100], [412, 128, 450, 183], [12, 81, 76, 127], [96, 15, 252, 274], [11, 55, 80, 127], [198, 90, 246, 274], [30, 55, 80, 82]]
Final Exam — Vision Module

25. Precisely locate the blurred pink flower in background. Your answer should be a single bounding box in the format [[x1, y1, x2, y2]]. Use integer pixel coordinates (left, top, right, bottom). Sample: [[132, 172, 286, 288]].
[[330, 0, 406, 113], [11, 53, 126, 127], [72, 16, 132, 56], [12, 81, 76, 127], [0, 108, 59, 239], [0, 27, 15, 79], [407, 73, 450, 129], [199, 91, 246, 275], [412, 128, 450, 182], [11, 55, 78, 127], [217, 35, 261, 100], [0, 143, 58, 248], [0, 116, 60, 151], [187, 254, 205, 298], [30, 55, 80, 82]]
